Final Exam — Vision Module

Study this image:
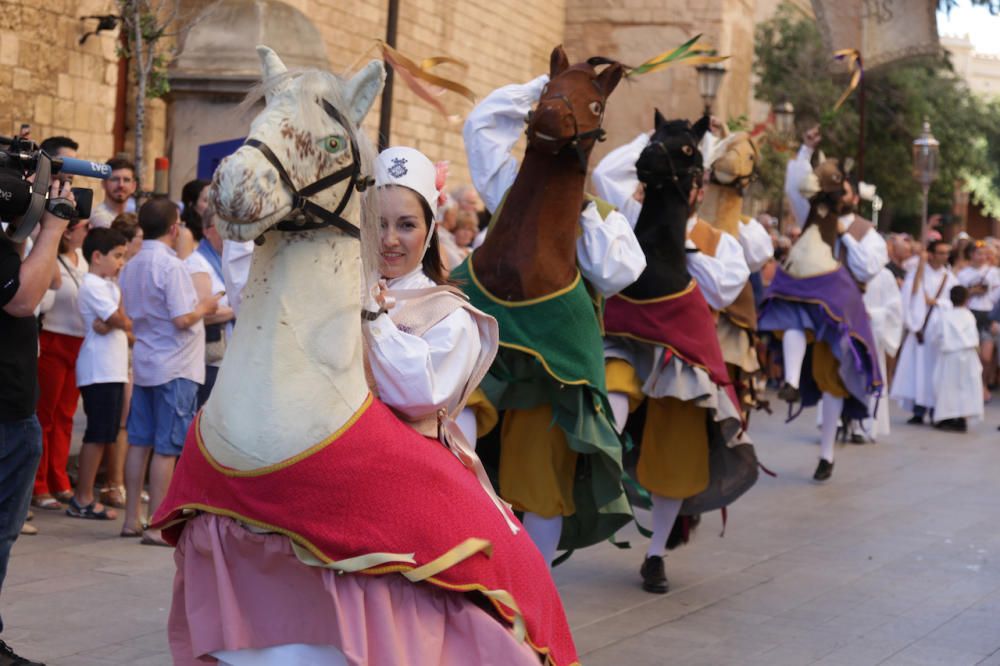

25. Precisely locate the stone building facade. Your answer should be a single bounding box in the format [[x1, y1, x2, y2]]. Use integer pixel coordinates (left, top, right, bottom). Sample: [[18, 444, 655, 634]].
[[2, 0, 795, 202]]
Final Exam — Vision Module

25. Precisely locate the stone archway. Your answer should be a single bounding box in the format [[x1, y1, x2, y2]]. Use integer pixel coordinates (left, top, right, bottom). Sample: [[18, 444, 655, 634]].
[[166, 0, 329, 197]]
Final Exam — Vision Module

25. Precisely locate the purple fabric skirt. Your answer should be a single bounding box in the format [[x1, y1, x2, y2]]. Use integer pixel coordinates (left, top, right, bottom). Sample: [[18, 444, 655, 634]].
[[759, 267, 881, 407]]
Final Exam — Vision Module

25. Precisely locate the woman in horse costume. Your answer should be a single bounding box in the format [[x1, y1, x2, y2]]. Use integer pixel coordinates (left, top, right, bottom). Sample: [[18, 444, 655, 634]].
[[758, 158, 883, 481], [150, 47, 577, 666], [593, 112, 751, 594], [452, 47, 645, 566]]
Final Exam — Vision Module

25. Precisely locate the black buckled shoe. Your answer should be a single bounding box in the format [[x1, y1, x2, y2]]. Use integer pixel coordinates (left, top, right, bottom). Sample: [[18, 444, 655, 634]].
[[813, 458, 834, 482], [777, 382, 800, 403], [906, 414, 924, 425], [640, 555, 669, 594], [0, 639, 46, 666]]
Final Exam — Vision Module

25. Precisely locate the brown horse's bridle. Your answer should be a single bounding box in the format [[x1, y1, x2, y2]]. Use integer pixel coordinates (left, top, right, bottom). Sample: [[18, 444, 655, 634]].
[[525, 64, 611, 173], [243, 98, 373, 241]]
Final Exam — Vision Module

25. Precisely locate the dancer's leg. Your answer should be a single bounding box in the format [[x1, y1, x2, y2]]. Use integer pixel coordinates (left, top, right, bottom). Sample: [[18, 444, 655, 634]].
[[608, 392, 630, 434], [522, 512, 563, 566], [782, 329, 808, 388], [820, 393, 843, 463], [647, 494, 683, 559]]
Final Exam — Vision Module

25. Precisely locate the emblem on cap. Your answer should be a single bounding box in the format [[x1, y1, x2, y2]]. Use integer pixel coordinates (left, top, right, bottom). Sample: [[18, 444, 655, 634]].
[[388, 157, 408, 178]]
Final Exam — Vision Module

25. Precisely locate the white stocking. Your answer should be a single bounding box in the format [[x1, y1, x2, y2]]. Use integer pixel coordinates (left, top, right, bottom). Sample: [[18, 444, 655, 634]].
[[820, 393, 843, 463], [608, 391, 630, 434], [783, 329, 808, 388], [522, 512, 563, 566], [647, 494, 683, 559]]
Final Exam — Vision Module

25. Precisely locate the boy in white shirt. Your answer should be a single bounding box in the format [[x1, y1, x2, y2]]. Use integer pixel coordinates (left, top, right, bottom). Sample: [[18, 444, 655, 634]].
[[69, 228, 131, 520], [930, 285, 984, 433]]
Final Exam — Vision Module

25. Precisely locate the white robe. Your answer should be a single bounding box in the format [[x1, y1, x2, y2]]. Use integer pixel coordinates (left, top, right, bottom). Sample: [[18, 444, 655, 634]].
[[929, 307, 983, 422], [862, 267, 903, 438], [462, 75, 645, 298], [890, 264, 959, 410]]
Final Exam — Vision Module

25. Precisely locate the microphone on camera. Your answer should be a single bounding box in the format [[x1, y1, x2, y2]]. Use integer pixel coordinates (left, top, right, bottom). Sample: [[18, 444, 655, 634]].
[[52, 157, 112, 180]]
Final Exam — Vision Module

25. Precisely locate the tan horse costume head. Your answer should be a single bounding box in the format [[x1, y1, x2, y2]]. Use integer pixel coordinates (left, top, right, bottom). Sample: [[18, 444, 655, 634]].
[[699, 131, 759, 237]]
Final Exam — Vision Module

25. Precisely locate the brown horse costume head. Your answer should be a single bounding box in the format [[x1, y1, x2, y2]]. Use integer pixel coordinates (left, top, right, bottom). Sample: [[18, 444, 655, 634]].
[[783, 158, 851, 278], [623, 110, 710, 299], [473, 46, 624, 300]]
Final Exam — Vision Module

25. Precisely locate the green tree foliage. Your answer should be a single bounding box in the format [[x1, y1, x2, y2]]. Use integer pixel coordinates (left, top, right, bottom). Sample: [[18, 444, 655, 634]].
[[753, 3, 1000, 234]]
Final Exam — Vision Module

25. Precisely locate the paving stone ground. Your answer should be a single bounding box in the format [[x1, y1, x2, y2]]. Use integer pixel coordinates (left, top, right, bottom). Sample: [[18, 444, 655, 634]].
[[6, 395, 1000, 665]]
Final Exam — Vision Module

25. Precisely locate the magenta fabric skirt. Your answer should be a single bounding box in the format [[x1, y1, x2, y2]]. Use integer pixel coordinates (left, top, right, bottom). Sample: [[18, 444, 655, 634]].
[[169, 514, 543, 665]]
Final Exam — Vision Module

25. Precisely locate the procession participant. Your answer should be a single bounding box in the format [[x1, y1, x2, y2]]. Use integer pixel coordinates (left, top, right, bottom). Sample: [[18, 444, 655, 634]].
[[591, 131, 749, 314], [151, 51, 577, 666], [596, 112, 749, 594], [855, 266, 903, 441], [458, 58, 644, 566], [783, 115, 822, 228], [928, 285, 983, 432], [891, 239, 959, 424], [758, 159, 882, 481], [956, 241, 1000, 397], [364, 146, 504, 500]]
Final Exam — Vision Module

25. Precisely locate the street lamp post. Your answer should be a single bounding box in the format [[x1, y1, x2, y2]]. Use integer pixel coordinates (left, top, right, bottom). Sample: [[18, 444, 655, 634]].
[[912, 118, 940, 244], [773, 101, 795, 234], [695, 63, 726, 116], [773, 101, 795, 136]]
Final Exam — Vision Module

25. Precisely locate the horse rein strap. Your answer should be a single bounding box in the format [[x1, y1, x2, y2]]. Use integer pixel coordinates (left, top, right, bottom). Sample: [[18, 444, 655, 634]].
[[244, 99, 372, 240]]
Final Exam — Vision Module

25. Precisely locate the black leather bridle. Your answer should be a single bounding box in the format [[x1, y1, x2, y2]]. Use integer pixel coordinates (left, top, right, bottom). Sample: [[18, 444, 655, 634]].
[[243, 98, 373, 241], [639, 135, 705, 200]]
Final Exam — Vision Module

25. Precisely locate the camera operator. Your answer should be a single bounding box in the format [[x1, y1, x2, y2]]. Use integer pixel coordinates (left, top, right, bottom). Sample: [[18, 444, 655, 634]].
[[0, 181, 74, 666]]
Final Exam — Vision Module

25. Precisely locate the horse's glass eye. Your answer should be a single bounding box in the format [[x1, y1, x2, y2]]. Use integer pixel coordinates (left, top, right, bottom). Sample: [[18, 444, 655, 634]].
[[589, 101, 603, 115], [320, 136, 345, 153]]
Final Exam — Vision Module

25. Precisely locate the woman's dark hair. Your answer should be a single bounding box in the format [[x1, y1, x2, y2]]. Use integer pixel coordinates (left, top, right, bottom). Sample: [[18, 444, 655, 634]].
[[180, 179, 210, 241], [417, 196, 448, 285]]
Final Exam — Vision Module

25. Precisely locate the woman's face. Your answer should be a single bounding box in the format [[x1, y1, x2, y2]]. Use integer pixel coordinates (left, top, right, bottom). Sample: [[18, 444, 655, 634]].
[[379, 186, 428, 279], [195, 185, 210, 217]]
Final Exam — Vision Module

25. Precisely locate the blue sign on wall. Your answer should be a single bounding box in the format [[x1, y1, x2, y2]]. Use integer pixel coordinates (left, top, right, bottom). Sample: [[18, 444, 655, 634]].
[[197, 138, 245, 181]]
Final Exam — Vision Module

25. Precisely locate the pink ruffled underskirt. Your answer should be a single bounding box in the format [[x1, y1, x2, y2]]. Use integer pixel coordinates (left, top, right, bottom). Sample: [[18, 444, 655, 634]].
[[168, 513, 542, 665]]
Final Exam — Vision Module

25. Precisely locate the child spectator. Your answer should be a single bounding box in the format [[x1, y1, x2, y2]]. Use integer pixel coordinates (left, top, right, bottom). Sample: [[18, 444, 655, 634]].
[[930, 285, 983, 432], [112, 212, 143, 260], [69, 228, 131, 520], [120, 199, 219, 544]]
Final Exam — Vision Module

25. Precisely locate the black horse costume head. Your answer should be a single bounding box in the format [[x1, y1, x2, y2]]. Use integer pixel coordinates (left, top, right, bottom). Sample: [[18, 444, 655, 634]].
[[622, 110, 710, 299]]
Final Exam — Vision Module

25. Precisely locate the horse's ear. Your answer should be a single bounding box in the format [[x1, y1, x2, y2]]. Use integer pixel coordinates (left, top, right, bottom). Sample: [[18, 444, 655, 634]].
[[595, 63, 625, 97], [344, 60, 386, 126], [550, 46, 570, 78], [692, 114, 711, 140], [257, 45, 288, 79], [653, 109, 667, 131]]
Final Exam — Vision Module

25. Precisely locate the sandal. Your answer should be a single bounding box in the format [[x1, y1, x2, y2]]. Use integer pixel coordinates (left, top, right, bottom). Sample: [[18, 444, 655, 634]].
[[120, 522, 148, 538], [140, 531, 171, 547], [66, 497, 117, 520], [100, 486, 126, 509], [53, 490, 74, 503], [31, 496, 63, 511]]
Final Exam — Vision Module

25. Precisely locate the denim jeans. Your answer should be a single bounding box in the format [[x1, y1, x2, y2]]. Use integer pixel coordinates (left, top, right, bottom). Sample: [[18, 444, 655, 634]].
[[0, 415, 42, 633]]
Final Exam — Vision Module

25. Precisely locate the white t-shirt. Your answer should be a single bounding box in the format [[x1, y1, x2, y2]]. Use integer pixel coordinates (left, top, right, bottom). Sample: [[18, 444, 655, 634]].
[[76, 272, 129, 386]]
